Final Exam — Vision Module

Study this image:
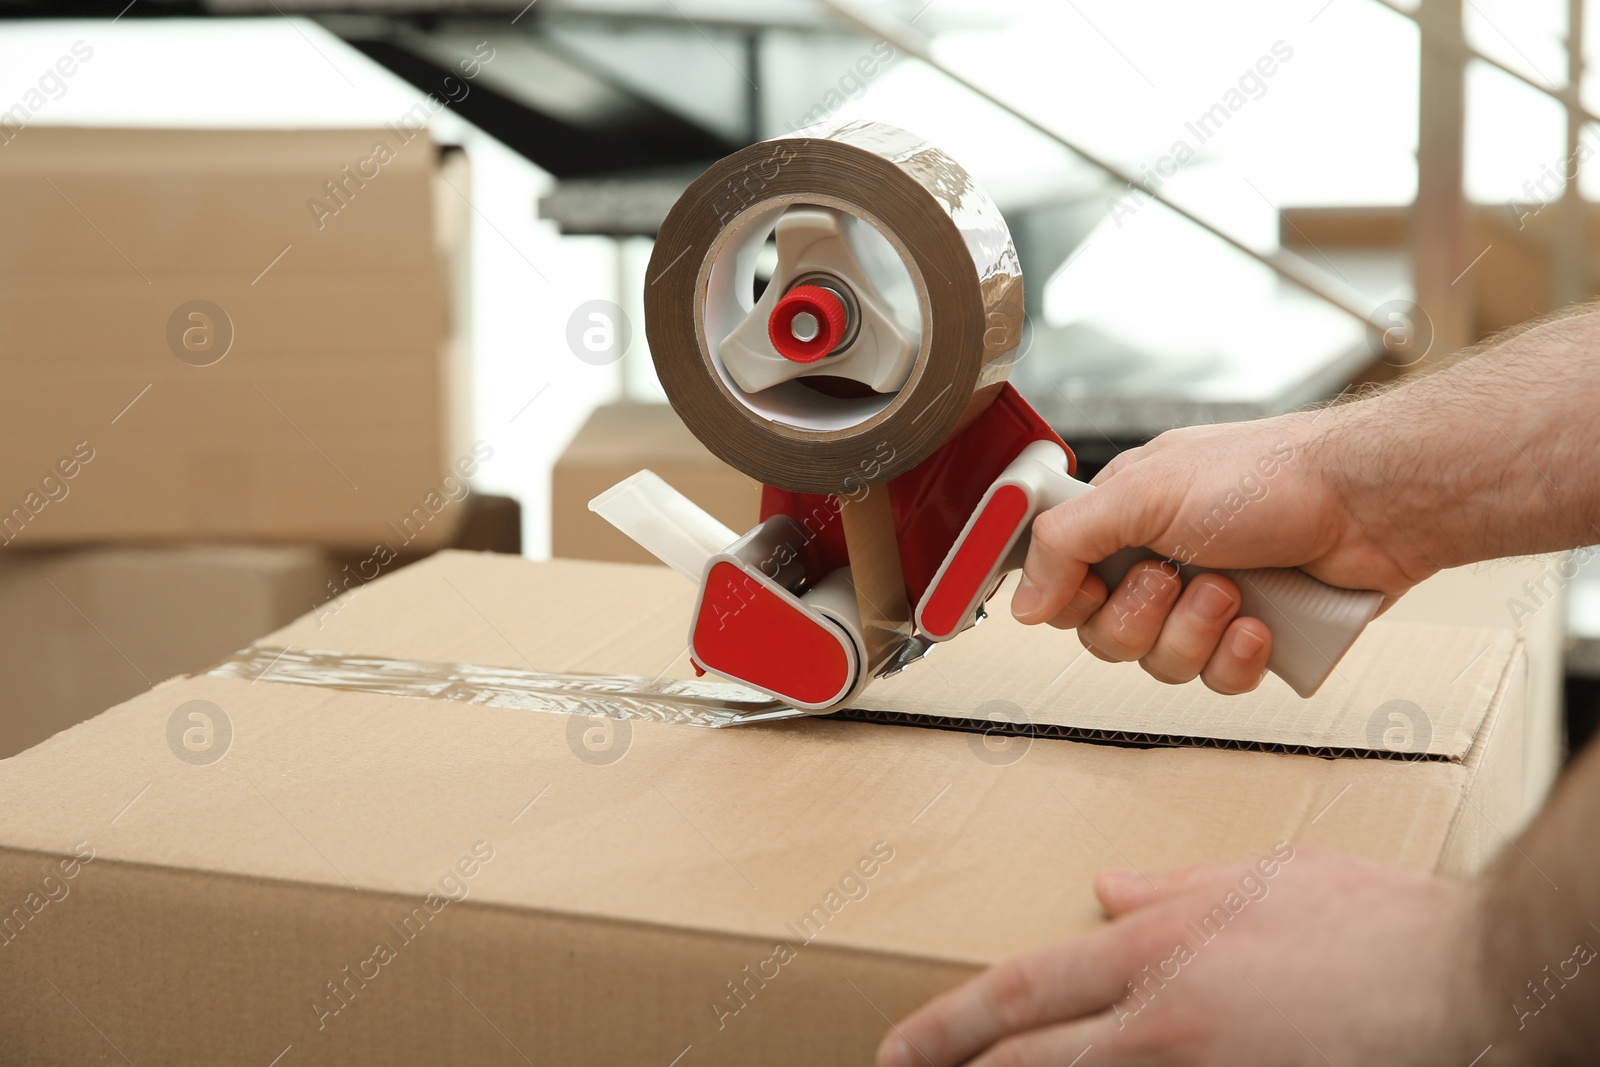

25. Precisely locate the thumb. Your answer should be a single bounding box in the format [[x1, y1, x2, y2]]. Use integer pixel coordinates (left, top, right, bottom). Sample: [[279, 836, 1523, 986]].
[[1094, 868, 1197, 918], [1012, 475, 1172, 625]]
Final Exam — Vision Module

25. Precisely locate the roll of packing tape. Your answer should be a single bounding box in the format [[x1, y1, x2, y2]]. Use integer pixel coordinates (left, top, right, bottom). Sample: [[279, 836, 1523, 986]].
[[645, 120, 1024, 495]]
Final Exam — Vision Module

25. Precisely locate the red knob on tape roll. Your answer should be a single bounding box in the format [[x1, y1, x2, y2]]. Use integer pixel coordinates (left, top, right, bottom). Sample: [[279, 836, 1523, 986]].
[[768, 284, 848, 363]]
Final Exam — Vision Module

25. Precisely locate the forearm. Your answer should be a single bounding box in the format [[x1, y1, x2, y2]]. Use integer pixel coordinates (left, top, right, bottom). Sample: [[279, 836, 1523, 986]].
[[1472, 738, 1600, 1063], [1317, 311, 1600, 572]]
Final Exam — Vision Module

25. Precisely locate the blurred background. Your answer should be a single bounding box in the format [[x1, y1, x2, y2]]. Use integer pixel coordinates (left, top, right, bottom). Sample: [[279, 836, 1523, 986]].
[[3, 0, 1599, 764]]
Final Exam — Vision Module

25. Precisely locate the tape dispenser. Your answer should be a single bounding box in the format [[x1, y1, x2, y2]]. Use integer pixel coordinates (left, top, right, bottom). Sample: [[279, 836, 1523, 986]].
[[591, 121, 1382, 712]]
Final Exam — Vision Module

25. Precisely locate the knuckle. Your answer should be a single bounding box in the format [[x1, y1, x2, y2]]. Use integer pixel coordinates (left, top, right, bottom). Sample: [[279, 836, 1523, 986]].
[[1047, 588, 1103, 632], [1097, 608, 1165, 659], [1126, 558, 1177, 588], [1097, 449, 1139, 483], [1178, 589, 1237, 632], [1140, 657, 1196, 686], [1070, 577, 1109, 612], [1029, 508, 1072, 556], [985, 961, 1042, 1032], [1151, 630, 1219, 680], [912, 1010, 957, 1061], [1119, 572, 1179, 619], [1083, 623, 1140, 661], [1128, 1003, 1207, 1059]]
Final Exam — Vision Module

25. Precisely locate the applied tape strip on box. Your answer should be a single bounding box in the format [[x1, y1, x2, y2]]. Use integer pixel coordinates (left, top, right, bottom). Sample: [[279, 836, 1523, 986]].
[[210, 645, 802, 728]]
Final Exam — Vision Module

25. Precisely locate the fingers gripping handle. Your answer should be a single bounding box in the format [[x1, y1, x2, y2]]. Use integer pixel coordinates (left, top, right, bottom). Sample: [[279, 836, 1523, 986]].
[[916, 441, 1383, 697], [1083, 539, 1383, 698]]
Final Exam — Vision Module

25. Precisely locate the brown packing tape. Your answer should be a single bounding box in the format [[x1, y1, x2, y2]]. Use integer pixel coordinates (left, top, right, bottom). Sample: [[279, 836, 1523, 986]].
[[646, 120, 1024, 495], [838, 488, 912, 669]]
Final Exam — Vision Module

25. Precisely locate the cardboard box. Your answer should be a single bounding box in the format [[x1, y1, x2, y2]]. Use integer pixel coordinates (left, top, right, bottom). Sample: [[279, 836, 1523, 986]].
[[1384, 559, 1569, 826], [0, 552, 1525, 1063], [0, 127, 469, 548], [1278, 203, 1570, 341], [0, 545, 344, 761], [552, 403, 761, 564], [0, 496, 521, 760]]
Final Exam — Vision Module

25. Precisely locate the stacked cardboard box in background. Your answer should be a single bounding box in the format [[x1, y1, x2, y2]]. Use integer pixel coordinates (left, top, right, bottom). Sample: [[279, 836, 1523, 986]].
[[0, 127, 514, 758], [552, 402, 760, 565], [0, 127, 471, 547], [1278, 203, 1579, 343]]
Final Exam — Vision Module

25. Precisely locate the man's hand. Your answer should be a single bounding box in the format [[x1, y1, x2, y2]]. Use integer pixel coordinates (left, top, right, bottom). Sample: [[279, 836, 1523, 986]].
[[1011, 313, 1600, 695], [876, 844, 1492, 1067], [1010, 411, 1434, 695]]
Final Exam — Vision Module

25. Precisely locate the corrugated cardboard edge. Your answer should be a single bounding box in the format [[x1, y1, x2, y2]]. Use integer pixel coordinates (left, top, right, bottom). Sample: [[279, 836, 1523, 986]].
[[1436, 639, 1529, 877], [371, 144, 472, 554], [0, 845, 973, 1065], [831, 707, 1462, 762]]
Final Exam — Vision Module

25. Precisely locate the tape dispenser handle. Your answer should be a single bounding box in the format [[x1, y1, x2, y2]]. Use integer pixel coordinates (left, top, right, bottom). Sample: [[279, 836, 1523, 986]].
[[992, 441, 1381, 697]]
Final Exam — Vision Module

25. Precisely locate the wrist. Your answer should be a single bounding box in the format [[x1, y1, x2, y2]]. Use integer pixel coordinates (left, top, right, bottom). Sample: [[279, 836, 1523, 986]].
[[1290, 399, 1445, 584]]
